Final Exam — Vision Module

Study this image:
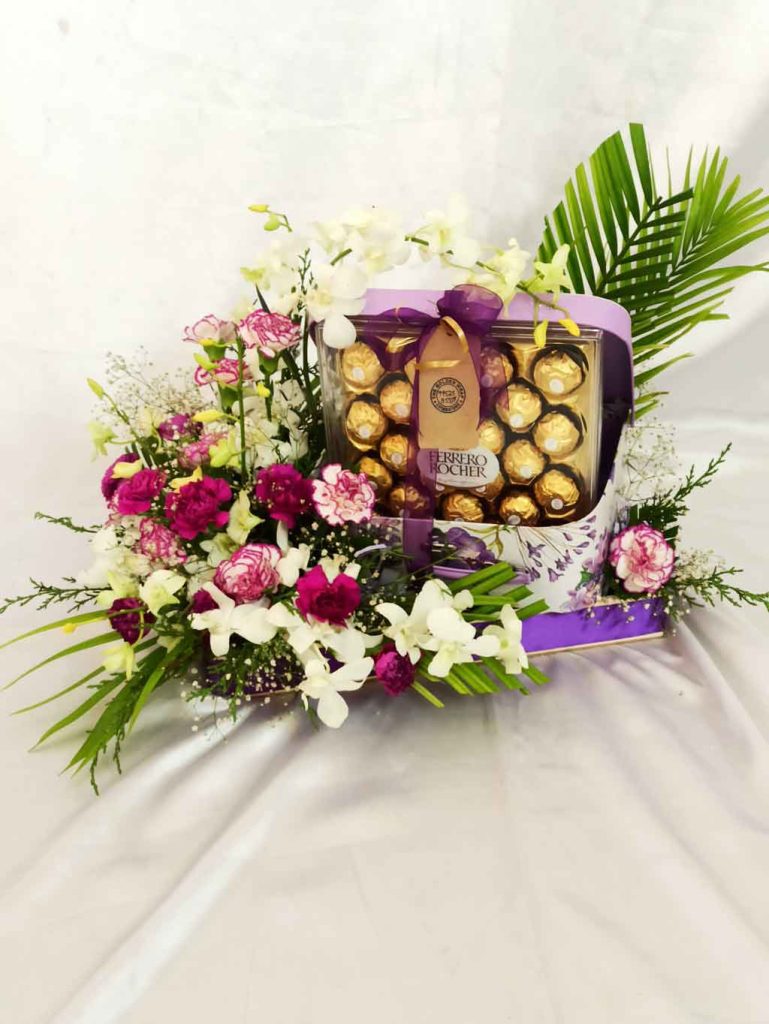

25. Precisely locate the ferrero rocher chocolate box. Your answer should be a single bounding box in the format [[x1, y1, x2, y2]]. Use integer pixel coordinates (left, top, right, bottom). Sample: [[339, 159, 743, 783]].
[[316, 289, 633, 533]]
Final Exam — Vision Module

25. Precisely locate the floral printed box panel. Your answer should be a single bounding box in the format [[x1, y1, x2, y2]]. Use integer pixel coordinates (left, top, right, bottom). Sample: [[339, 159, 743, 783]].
[[374, 426, 629, 614]]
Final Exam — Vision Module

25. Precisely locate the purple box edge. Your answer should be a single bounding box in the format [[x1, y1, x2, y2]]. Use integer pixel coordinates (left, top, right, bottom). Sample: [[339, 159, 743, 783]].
[[521, 598, 666, 654]]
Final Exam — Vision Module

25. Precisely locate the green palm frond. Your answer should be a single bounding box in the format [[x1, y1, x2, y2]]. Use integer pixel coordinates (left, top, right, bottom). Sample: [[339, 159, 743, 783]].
[[537, 124, 769, 400]]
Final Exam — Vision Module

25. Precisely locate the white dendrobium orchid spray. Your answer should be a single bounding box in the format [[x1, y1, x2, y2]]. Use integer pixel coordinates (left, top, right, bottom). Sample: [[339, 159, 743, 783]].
[[375, 579, 474, 665], [189, 584, 278, 657], [422, 607, 500, 677], [414, 195, 481, 267], [298, 655, 374, 728], [305, 262, 369, 348], [139, 570, 187, 616], [482, 604, 529, 675], [268, 602, 378, 666]]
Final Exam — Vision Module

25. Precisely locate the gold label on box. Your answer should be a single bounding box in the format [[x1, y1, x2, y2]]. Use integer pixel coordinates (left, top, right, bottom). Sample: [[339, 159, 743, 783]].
[[417, 321, 479, 450], [417, 446, 499, 490]]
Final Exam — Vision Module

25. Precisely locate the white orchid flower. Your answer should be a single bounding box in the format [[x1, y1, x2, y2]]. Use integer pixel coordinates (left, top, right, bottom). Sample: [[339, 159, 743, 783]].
[[268, 603, 378, 664], [423, 607, 500, 678], [467, 238, 531, 303], [482, 605, 529, 675], [139, 569, 187, 616], [376, 579, 473, 664], [277, 545, 312, 586], [415, 195, 480, 267], [103, 641, 136, 679], [299, 655, 373, 728], [190, 584, 277, 657], [305, 262, 368, 348]]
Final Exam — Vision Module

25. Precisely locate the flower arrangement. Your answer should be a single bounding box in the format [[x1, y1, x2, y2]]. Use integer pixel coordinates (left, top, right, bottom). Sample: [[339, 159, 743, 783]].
[[3, 123, 768, 792]]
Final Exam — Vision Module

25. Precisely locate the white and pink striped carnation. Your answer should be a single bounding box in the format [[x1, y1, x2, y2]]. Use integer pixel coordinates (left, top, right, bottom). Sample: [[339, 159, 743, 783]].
[[137, 518, 188, 567], [312, 463, 375, 526], [608, 523, 675, 594], [238, 310, 300, 358], [213, 543, 281, 604], [183, 314, 236, 346]]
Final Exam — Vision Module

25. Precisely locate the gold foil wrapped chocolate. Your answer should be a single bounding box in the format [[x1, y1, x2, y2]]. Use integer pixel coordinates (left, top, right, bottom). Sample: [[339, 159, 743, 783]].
[[477, 418, 506, 455], [533, 466, 582, 518], [498, 489, 541, 526], [440, 492, 486, 522], [502, 438, 547, 483], [404, 357, 417, 384], [345, 397, 388, 449], [379, 430, 415, 475], [532, 346, 586, 398], [469, 473, 506, 501], [356, 456, 393, 497], [495, 380, 543, 431], [389, 482, 430, 517], [533, 408, 583, 458], [479, 348, 514, 390], [379, 375, 413, 425], [341, 342, 384, 391]]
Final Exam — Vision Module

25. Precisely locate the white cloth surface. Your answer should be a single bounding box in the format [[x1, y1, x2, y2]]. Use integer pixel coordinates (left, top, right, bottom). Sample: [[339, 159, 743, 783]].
[[2, 2, 769, 1022]]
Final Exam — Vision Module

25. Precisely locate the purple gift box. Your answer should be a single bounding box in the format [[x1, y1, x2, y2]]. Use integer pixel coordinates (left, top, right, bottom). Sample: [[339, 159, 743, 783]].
[[365, 290, 665, 655]]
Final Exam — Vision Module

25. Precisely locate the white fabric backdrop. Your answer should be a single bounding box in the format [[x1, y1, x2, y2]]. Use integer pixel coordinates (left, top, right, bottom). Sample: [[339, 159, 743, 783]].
[[2, 2, 769, 1021]]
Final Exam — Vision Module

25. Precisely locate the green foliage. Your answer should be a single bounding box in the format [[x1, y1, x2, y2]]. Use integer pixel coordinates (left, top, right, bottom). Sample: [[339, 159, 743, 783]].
[[33, 512, 100, 534], [537, 124, 769, 404]]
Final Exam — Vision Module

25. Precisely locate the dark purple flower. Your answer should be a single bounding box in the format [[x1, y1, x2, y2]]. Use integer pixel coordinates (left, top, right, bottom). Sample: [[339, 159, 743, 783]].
[[101, 453, 139, 501], [191, 588, 218, 613], [295, 565, 360, 626], [115, 468, 167, 515], [254, 464, 313, 529], [108, 597, 154, 644], [374, 644, 416, 696], [164, 476, 232, 540], [157, 414, 193, 440], [444, 527, 496, 567]]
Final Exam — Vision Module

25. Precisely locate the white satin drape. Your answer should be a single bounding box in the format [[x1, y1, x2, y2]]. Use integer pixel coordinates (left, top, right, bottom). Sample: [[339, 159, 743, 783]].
[[2, 2, 769, 1021]]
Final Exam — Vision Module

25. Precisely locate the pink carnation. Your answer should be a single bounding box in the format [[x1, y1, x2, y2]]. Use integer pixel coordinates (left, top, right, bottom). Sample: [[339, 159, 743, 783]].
[[374, 644, 416, 695], [179, 431, 228, 469], [101, 453, 139, 501], [295, 565, 361, 626], [114, 468, 166, 515], [193, 358, 252, 388], [608, 523, 675, 594], [164, 476, 232, 540], [312, 464, 375, 526], [214, 543, 281, 604], [183, 314, 236, 345], [239, 310, 300, 358], [137, 518, 187, 566]]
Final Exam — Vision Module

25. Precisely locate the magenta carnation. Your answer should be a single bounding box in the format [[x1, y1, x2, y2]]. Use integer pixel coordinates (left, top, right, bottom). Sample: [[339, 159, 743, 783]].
[[374, 644, 416, 696], [137, 518, 187, 566], [164, 476, 232, 540], [254, 464, 313, 528], [295, 565, 361, 626], [183, 314, 236, 345], [114, 468, 166, 515], [101, 453, 139, 501], [312, 463, 375, 526], [608, 523, 675, 594], [239, 310, 300, 358], [108, 597, 154, 645], [157, 414, 194, 440], [214, 544, 281, 604]]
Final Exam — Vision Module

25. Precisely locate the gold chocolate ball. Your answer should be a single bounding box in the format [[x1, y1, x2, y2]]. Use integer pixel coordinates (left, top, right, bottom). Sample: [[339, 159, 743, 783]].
[[345, 397, 388, 449], [533, 408, 583, 458], [440, 492, 487, 523], [477, 417, 506, 455], [389, 483, 430, 517], [479, 348, 514, 390], [379, 375, 413, 425], [498, 489, 542, 527], [356, 456, 393, 498], [469, 473, 506, 501], [533, 466, 582, 518], [532, 346, 586, 398], [502, 438, 548, 483], [495, 380, 543, 431], [404, 357, 417, 384], [379, 431, 416, 475], [341, 342, 384, 391]]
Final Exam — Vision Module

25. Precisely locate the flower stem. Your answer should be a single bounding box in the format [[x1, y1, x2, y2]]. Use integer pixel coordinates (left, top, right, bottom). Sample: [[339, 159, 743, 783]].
[[235, 334, 248, 481]]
